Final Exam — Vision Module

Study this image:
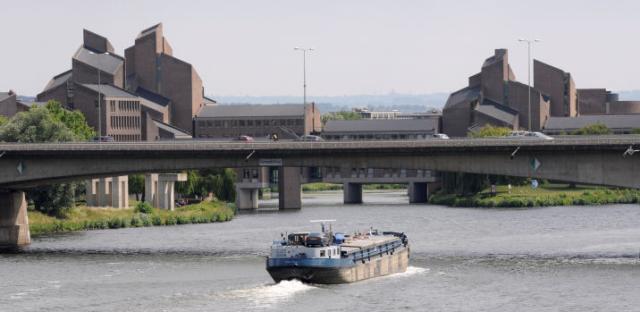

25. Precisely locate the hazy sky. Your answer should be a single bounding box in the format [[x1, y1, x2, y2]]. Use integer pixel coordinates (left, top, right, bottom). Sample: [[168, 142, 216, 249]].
[[2, 0, 639, 97]]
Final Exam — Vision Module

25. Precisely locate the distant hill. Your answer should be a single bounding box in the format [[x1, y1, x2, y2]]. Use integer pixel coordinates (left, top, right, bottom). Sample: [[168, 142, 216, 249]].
[[212, 93, 449, 113], [617, 90, 640, 101]]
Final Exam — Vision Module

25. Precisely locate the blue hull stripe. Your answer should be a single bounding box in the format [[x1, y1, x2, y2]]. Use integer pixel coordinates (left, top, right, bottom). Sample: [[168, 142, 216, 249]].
[[267, 258, 354, 268]]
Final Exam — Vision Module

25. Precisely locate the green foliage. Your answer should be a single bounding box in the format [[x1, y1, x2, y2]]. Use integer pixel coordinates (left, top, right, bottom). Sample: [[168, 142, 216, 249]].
[[0, 106, 78, 143], [129, 174, 145, 198], [321, 111, 362, 125], [571, 123, 612, 135], [45, 101, 95, 140], [0, 103, 95, 217], [175, 169, 236, 202], [631, 128, 640, 134], [0, 115, 7, 127], [469, 125, 512, 138], [28, 183, 77, 218], [29, 200, 235, 236], [429, 184, 640, 208], [134, 201, 154, 214]]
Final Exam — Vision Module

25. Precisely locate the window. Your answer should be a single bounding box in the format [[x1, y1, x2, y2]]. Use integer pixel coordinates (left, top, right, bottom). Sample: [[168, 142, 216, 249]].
[[214, 120, 221, 127], [248, 120, 254, 126], [206, 121, 213, 127], [320, 250, 325, 257], [198, 121, 205, 127], [239, 120, 245, 127], [256, 120, 262, 126]]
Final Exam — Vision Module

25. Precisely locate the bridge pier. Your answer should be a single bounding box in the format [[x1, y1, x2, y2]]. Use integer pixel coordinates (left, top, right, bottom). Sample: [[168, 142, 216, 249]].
[[408, 182, 429, 203], [0, 190, 30, 249], [235, 188, 259, 210], [343, 183, 363, 204], [278, 167, 301, 209], [144, 173, 186, 210]]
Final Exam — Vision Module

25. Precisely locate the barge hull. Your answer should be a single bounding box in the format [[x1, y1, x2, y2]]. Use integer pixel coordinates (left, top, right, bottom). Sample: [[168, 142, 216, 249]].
[[268, 247, 409, 284]]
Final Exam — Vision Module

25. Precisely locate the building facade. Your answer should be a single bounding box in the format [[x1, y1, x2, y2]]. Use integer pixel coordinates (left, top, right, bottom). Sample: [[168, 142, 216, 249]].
[[322, 119, 439, 141], [193, 103, 321, 139]]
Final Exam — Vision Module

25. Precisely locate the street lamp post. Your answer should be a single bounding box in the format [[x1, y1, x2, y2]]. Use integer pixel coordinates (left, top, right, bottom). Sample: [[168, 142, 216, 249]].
[[293, 47, 314, 105], [518, 38, 540, 131]]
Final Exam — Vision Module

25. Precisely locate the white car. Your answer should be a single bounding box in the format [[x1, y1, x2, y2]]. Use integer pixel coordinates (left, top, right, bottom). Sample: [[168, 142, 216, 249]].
[[432, 133, 450, 139], [508, 131, 553, 140]]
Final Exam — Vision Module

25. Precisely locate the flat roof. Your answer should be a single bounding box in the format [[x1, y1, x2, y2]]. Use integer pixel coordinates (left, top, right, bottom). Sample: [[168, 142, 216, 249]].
[[73, 47, 123, 74], [196, 104, 306, 118], [42, 70, 72, 93], [80, 84, 137, 98], [152, 119, 192, 139], [323, 119, 438, 134], [135, 87, 170, 106], [545, 115, 640, 130]]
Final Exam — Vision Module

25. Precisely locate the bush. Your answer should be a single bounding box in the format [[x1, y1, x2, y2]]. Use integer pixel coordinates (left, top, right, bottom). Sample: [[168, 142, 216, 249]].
[[135, 202, 154, 214]]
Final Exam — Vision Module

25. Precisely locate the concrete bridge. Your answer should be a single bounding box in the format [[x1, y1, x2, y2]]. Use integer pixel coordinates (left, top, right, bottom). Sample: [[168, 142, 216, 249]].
[[0, 136, 639, 248]]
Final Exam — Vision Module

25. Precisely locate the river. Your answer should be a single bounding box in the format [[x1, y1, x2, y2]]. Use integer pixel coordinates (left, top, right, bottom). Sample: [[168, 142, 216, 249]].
[[1, 190, 640, 311]]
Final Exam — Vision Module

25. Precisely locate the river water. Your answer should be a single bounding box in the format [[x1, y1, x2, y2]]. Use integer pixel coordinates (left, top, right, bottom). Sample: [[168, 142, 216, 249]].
[[2, 190, 640, 312]]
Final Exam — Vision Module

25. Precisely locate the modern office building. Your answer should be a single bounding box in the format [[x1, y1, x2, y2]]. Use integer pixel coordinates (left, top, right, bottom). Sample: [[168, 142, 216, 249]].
[[37, 26, 194, 141], [576, 89, 640, 115], [544, 114, 640, 134], [442, 49, 552, 137], [0, 90, 20, 117], [193, 103, 321, 139], [322, 119, 439, 141]]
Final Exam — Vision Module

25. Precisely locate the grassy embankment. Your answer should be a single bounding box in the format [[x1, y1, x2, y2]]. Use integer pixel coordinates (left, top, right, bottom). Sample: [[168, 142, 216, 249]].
[[301, 183, 406, 192], [429, 184, 640, 208], [28, 200, 235, 237]]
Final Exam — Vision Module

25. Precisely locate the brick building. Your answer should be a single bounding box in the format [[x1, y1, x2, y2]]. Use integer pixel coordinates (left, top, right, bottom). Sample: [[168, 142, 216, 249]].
[[193, 103, 321, 139]]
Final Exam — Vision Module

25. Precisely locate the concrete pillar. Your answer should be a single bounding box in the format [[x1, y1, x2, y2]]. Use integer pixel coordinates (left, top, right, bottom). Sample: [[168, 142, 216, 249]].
[[85, 179, 97, 206], [96, 177, 112, 207], [0, 190, 30, 248], [144, 174, 159, 208], [235, 187, 259, 210], [278, 167, 301, 210], [110, 176, 129, 208], [408, 182, 429, 203], [155, 173, 187, 210], [343, 183, 363, 204]]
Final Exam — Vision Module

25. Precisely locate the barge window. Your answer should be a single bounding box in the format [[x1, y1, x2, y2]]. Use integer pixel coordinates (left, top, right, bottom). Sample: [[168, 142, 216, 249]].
[[320, 250, 325, 257]]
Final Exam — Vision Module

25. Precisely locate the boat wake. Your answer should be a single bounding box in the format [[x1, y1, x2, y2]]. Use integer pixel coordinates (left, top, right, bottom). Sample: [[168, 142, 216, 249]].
[[389, 266, 429, 278], [221, 280, 316, 308]]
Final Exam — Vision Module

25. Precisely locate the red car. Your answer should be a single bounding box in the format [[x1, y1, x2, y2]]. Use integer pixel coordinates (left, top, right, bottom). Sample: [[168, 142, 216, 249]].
[[236, 135, 254, 142]]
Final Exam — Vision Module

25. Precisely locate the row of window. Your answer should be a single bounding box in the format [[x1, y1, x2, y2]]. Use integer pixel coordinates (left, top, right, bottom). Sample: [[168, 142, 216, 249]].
[[108, 134, 141, 141], [109, 100, 140, 113], [196, 118, 304, 128], [110, 115, 141, 129], [323, 133, 433, 141]]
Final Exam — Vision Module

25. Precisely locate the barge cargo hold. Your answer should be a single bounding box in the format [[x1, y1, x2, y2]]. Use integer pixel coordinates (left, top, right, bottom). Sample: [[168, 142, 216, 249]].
[[266, 221, 409, 284]]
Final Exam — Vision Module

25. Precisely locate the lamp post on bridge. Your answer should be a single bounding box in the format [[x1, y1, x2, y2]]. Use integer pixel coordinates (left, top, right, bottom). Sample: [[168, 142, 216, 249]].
[[293, 47, 314, 105], [518, 38, 540, 132]]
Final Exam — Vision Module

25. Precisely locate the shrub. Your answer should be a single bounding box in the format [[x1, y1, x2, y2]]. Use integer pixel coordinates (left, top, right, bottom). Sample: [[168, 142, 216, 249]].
[[151, 214, 163, 226], [135, 202, 154, 214]]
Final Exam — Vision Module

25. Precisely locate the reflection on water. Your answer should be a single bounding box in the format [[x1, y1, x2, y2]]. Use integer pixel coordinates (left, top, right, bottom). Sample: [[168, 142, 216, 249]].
[[1, 190, 640, 312]]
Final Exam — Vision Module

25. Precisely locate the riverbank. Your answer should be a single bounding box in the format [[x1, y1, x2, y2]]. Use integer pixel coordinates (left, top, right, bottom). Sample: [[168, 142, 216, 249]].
[[301, 182, 406, 192], [429, 184, 640, 207], [28, 200, 235, 236]]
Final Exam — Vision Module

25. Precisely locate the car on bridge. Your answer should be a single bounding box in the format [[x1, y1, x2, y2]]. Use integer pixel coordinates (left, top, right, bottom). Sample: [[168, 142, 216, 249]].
[[432, 133, 450, 139], [508, 131, 553, 140], [296, 135, 324, 142], [234, 135, 254, 142]]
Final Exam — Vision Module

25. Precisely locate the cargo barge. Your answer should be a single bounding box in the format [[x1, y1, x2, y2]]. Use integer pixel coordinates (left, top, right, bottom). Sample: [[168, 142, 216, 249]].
[[266, 220, 409, 284]]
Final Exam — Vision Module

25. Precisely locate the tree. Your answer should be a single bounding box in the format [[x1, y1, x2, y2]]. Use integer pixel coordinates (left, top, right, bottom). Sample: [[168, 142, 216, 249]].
[[469, 125, 512, 138], [176, 170, 200, 198], [0, 115, 7, 127], [129, 174, 145, 201], [45, 101, 95, 140], [571, 123, 612, 135], [631, 128, 640, 134], [0, 105, 92, 217], [321, 111, 362, 125]]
